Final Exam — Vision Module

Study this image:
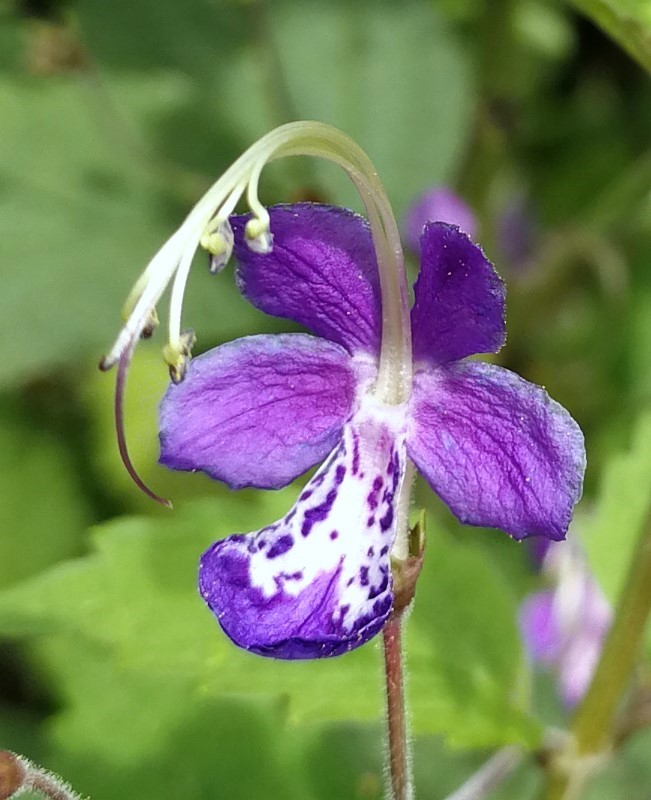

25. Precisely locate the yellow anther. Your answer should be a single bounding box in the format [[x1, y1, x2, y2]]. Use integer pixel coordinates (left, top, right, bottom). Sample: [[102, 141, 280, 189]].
[[163, 330, 196, 384]]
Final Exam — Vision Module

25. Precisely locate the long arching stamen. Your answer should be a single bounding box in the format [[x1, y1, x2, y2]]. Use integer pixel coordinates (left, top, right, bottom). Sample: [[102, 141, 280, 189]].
[[114, 335, 172, 508]]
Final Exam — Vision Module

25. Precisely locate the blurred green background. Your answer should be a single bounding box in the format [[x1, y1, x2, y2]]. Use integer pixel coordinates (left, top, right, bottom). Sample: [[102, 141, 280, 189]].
[[1, 0, 651, 797]]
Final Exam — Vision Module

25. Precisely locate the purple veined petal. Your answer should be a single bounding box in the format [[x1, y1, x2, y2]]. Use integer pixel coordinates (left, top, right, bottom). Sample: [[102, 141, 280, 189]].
[[159, 333, 373, 490], [558, 629, 603, 708], [199, 401, 407, 659], [403, 187, 477, 254], [407, 362, 585, 541], [232, 204, 382, 356], [411, 222, 506, 365], [519, 590, 561, 664]]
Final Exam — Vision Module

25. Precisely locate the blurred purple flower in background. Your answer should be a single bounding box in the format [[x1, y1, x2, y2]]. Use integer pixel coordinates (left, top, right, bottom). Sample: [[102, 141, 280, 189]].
[[519, 539, 612, 707], [498, 194, 538, 271], [158, 202, 585, 661], [403, 187, 477, 253]]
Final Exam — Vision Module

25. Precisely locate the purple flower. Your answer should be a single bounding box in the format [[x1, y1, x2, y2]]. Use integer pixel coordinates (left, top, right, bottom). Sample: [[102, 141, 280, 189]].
[[158, 202, 586, 660], [403, 187, 477, 254], [519, 540, 611, 707]]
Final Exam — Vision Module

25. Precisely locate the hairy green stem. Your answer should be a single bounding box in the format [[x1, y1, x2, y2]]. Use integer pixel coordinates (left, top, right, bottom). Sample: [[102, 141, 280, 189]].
[[542, 505, 651, 799], [382, 615, 412, 800]]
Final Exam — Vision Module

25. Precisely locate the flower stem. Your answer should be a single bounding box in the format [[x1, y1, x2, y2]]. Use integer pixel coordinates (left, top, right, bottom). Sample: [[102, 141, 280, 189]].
[[0, 751, 82, 800], [541, 504, 651, 799], [382, 614, 412, 800]]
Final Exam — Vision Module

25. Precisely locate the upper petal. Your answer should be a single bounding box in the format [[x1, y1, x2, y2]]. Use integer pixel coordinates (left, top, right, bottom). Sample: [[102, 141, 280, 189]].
[[199, 401, 407, 659], [403, 187, 477, 254], [407, 362, 585, 540], [232, 203, 382, 356], [159, 333, 366, 490], [411, 222, 506, 364]]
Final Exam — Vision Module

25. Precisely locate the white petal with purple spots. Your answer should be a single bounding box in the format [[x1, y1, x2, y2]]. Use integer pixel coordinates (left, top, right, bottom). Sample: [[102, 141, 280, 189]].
[[199, 398, 407, 659]]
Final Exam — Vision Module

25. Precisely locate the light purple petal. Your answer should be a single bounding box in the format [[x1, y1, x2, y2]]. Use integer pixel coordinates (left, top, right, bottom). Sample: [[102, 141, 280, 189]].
[[558, 630, 602, 708], [403, 187, 477, 254], [407, 362, 585, 540], [232, 203, 382, 356], [411, 223, 506, 365], [199, 403, 407, 659], [159, 333, 368, 490], [519, 590, 561, 663]]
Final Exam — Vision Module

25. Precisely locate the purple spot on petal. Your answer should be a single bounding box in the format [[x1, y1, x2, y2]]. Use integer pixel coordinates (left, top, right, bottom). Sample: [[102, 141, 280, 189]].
[[380, 545, 389, 556], [367, 546, 375, 557], [367, 517, 375, 527], [352, 434, 360, 476], [380, 507, 394, 532], [330, 530, 339, 540], [301, 489, 338, 537], [360, 566, 370, 586], [266, 535, 294, 559], [369, 574, 389, 599], [335, 464, 346, 484], [300, 490, 313, 501]]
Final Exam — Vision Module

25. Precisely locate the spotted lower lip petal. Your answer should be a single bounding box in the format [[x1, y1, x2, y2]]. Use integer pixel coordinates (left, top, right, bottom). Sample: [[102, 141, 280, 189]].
[[198, 402, 407, 659]]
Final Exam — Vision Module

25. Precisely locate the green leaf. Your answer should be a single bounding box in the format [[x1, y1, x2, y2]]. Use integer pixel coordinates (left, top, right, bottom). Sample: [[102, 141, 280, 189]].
[[32, 636, 307, 800], [570, 0, 651, 73], [263, 0, 473, 216], [0, 72, 274, 389], [0, 499, 540, 748], [0, 401, 90, 589], [581, 411, 651, 603]]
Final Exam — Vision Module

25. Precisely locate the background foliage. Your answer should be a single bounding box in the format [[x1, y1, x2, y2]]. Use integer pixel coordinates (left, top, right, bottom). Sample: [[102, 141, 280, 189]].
[[0, 0, 650, 797]]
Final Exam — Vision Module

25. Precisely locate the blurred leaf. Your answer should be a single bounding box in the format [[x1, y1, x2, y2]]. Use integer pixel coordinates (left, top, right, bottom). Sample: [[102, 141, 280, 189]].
[[263, 0, 473, 216], [570, 0, 651, 73], [0, 499, 539, 748], [581, 411, 651, 603], [406, 529, 540, 747], [0, 72, 274, 389], [30, 636, 307, 800], [0, 401, 89, 589]]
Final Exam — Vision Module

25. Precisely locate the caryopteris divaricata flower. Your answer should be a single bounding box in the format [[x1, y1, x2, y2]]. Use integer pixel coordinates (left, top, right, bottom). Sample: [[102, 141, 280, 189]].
[[520, 539, 611, 707], [102, 122, 586, 660]]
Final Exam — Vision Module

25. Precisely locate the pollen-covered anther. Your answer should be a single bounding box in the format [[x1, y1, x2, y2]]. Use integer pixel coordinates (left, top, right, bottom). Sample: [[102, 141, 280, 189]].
[[141, 308, 159, 339], [244, 217, 274, 254], [163, 329, 196, 384], [200, 219, 234, 274]]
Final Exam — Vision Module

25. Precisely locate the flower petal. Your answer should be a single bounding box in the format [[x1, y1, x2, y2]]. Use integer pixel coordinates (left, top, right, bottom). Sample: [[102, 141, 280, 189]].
[[199, 403, 407, 659], [519, 590, 561, 664], [407, 362, 585, 540], [159, 333, 367, 490], [411, 222, 506, 364], [232, 203, 382, 355], [403, 187, 477, 254]]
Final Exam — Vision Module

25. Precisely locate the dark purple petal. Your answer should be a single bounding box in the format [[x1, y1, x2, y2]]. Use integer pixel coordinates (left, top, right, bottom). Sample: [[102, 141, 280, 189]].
[[403, 187, 477, 254], [199, 404, 406, 659], [159, 333, 368, 490], [407, 362, 585, 540], [232, 204, 382, 356], [519, 590, 560, 663], [411, 223, 506, 365]]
